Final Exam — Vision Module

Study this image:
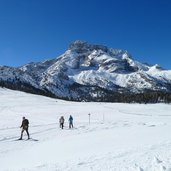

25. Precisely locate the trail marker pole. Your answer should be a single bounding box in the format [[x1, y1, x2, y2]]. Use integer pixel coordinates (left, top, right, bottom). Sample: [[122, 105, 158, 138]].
[[88, 113, 91, 125]]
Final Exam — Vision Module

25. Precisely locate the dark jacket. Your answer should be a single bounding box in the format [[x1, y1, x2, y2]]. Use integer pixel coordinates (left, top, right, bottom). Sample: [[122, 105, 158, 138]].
[[21, 119, 29, 129], [69, 116, 73, 123]]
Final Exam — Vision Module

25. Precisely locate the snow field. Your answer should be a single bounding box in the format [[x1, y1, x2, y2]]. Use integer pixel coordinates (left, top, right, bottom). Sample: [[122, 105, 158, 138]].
[[0, 88, 171, 170]]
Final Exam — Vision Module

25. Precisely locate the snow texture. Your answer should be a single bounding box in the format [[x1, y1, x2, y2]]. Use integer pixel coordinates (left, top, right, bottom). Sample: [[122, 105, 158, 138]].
[[0, 88, 171, 170]]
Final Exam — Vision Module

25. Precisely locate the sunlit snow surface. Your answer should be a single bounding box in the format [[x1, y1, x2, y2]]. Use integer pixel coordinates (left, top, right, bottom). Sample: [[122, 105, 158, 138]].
[[0, 88, 171, 171]]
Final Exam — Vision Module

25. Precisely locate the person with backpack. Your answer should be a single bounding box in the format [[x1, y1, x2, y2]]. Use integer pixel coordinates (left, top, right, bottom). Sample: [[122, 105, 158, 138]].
[[19, 116, 30, 140], [68, 115, 73, 129], [59, 116, 65, 129]]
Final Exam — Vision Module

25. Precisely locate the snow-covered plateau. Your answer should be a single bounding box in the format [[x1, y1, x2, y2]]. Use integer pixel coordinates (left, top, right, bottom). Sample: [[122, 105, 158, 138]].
[[0, 88, 171, 171]]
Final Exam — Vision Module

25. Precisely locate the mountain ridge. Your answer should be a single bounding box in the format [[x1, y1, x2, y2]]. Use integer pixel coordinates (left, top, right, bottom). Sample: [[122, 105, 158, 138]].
[[0, 40, 171, 102]]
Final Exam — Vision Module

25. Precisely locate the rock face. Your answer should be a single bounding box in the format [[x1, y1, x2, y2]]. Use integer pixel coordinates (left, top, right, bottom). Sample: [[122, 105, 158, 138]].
[[0, 40, 171, 102]]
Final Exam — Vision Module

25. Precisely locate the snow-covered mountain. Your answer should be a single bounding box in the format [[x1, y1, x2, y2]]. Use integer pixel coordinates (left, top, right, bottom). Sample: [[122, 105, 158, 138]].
[[0, 40, 171, 101]]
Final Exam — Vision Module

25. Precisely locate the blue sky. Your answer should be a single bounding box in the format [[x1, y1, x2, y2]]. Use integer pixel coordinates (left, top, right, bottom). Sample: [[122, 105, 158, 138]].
[[0, 0, 171, 69]]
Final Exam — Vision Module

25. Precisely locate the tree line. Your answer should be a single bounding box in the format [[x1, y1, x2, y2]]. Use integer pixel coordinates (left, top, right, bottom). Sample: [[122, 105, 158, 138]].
[[0, 79, 171, 103]]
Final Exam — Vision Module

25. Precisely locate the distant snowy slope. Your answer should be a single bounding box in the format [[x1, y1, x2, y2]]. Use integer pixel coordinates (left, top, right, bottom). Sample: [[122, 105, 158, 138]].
[[0, 40, 171, 101]]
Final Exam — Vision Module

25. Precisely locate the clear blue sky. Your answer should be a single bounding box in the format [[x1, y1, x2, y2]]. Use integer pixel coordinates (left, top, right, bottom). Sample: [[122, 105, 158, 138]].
[[0, 0, 171, 69]]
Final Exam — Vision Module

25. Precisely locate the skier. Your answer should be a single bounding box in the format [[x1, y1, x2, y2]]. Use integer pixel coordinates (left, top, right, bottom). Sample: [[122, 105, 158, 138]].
[[69, 115, 73, 129], [59, 116, 65, 129], [19, 116, 30, 140]]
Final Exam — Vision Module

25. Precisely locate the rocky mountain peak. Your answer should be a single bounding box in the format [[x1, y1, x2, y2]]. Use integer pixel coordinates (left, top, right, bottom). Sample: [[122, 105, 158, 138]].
[[69, 40, 108, 53], [0, 40, 171, 102]]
